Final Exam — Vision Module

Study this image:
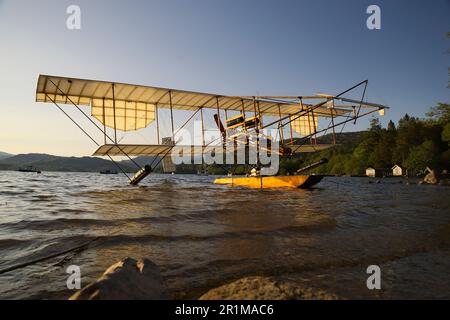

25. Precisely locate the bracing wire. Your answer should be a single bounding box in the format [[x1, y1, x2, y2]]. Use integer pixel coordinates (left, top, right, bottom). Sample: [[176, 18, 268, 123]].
[[45, 95, 131, 181], [48, 79, 141, 170]]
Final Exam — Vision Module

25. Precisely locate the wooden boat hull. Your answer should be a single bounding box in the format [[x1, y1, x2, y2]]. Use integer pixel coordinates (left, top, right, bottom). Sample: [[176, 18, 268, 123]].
[[17, 169, 41, 173], [214, 175, 324, 189]]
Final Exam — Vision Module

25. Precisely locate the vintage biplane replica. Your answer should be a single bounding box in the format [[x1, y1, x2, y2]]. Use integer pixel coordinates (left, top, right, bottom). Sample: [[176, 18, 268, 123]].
[[35, 75, 387, 188]]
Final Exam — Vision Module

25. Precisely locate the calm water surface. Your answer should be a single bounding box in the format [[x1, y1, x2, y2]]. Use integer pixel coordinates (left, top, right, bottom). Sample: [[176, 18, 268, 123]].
[[0, 171, 449, 299]]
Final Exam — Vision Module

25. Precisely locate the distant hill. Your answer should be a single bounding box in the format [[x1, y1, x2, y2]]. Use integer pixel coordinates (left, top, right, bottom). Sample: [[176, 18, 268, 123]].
[[0, 151, 14, 160], [0, 153, 136, 172], [289, 131, 364, 147], [0, 153, 55, 165], [316, 131, 365, 146]]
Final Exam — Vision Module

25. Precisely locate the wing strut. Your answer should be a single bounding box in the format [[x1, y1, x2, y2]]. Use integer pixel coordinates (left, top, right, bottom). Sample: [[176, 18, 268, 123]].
[[45, 79, 145, 183], [45, 94, 132, 181]]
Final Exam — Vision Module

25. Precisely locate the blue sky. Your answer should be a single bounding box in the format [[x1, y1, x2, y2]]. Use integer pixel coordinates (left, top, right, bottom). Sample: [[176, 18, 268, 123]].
[[0, 0, 449, 156]]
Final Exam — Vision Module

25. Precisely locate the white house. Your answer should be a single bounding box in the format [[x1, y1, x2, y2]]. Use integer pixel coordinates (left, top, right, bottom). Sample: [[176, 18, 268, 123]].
[[392, 164, 403, 177], [366, 167, 376, 177]]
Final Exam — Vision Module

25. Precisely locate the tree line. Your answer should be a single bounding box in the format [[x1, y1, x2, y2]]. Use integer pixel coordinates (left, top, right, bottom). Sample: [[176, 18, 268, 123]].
[[280, 103, 450, 176]]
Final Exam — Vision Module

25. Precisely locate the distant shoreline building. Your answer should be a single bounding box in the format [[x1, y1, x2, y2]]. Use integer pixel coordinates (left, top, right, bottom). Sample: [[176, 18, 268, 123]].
[[366, 165, 404, 177], [392, 164, 403, 177]]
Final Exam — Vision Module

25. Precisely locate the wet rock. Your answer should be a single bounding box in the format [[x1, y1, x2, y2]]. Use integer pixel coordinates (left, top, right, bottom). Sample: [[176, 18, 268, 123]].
[[422, 170, 439, 185], [199, 276, 338, 300], [69, 257, 167, 300]]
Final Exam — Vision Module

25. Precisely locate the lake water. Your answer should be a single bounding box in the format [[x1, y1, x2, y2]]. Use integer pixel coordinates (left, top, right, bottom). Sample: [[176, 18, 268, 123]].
[[0, 171, 449, 299]]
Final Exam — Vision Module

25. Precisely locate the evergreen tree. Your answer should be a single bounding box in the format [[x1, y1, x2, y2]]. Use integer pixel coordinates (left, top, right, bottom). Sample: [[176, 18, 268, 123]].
[[277, 103, 449, 176]]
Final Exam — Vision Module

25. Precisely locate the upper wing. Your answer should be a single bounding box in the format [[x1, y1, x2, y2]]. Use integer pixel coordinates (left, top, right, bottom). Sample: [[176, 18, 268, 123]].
[[35, 75, 364, 118]]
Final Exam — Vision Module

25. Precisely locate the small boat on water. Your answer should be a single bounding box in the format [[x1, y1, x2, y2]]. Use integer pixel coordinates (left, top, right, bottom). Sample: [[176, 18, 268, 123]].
[[197, 168, 209, 176], [100, 169, 118, 174], [17, 166, 41, 173]]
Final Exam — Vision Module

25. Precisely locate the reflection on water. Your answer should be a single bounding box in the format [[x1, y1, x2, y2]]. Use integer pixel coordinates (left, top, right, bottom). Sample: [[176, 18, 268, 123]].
[[0, 171, 449, 299]]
